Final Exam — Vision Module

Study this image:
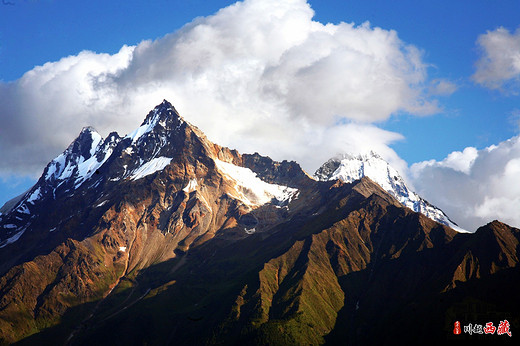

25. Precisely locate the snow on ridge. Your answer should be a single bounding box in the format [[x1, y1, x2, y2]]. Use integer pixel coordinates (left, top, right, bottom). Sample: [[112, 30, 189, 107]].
[[315, 153, 469, 232], [35, 102, 181, 193], [89, 131, 103, 156], [125, 101, 184, 144], [26, 187, 41, 204], [74, 146, 115, 188], [126, 108, 162, 143], [130, 157, 173, 180], [127, 122, 154, 144], [214, 159, 298, 207], [327, 152, 401, 190], [42, 130, 114, 189], [127, 107, 163, 142]]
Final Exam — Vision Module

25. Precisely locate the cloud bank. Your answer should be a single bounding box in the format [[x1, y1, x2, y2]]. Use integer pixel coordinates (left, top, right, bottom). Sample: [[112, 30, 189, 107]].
[[472, 27, 520, 91], [411, 137, 520, 230], [0, 0, 437, 179]]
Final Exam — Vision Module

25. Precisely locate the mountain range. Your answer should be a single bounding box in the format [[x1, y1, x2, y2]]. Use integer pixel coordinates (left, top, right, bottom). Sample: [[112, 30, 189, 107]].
[[0, 100, 518, 345]]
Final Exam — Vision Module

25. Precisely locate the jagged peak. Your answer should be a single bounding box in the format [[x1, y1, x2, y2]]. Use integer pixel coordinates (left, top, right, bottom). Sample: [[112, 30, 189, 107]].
[[75, 126, 101, 143], [80, 126, 99, 135], [141, 99, 181, 126], [37, 125, 112, 187], [63, 126, 103, 159], [160, 99, 177, 112], [126, 100, 185, 145], [332, 150, 384, 162], [314, 150, 399, 187], [315, 151, 386, 181]]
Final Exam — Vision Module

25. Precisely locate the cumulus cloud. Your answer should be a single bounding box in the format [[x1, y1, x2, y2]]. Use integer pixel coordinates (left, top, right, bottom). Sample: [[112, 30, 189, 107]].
[[0, 0, 437, 180], [472, 27, 520, 91], [411, 137, 520, 231]]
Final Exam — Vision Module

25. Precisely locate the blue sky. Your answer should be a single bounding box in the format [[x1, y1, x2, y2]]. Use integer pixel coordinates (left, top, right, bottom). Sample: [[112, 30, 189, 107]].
[[311, 0, 520, 156], [0, 0, 519, 230]]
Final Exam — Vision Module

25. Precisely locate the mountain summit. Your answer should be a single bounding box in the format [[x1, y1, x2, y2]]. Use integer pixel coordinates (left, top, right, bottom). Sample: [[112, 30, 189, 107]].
[[0, 101, 518, 345], [314, 151, 467, 232], [0, 99, 306, 268]]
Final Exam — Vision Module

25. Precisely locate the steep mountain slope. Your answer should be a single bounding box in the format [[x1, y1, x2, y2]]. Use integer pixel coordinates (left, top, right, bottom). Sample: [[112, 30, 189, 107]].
[[314, 152, 467, 232], [0, 101, 518, 345], [0, 101, 253, 271], [0, 100, 313, 343]]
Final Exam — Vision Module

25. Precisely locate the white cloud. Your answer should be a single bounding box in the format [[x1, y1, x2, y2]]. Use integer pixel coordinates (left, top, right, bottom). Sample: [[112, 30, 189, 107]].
[[411, 136, 520, 231], [472, 27, 520, 91], [428, 78, 458, 96], [0, 46, 137, 177], [0, 0, 437, 180]]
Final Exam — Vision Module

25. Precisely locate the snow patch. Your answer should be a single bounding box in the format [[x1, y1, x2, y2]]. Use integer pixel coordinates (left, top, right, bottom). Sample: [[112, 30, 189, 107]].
[[89, 131, 103, 156], [0, 229, 25, 248], [45, 153, 66, 180], [96, 200, 108, 207], [43, 133, 117, 190], [119, 246, 127, 252], [27, 187, 41, 204], [60, 161, 76, 180], [183, 179, 198, 193], [127, 123, 153, 144], [130, 157, 172, 180], [3, 224, 17, 229], [245, 228, 256, 235], [215, 159, 298, 207], [74, 146, 114, 188], [17, 204, 30, 214], [49, 227, 57, 232]]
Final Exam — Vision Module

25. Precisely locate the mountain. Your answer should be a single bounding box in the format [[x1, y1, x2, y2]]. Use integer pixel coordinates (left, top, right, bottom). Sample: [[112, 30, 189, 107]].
[[0, 101, 518, 345], [314, 152, 467, 232]]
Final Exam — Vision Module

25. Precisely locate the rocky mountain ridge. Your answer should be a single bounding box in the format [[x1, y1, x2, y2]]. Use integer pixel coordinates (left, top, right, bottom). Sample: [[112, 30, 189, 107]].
[[0, 100, 518, 345]]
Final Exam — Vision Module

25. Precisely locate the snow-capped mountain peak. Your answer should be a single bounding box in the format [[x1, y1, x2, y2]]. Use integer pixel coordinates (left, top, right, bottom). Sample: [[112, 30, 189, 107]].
[[0, 101, 187, 247], [126, 99, 184, 144], [42, 126, 120, 189], [314, 152, 468, 232]]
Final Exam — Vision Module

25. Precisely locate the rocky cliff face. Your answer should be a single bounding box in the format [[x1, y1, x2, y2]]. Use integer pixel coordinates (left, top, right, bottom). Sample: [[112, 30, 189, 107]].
[[0, 101, 518, 345]]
